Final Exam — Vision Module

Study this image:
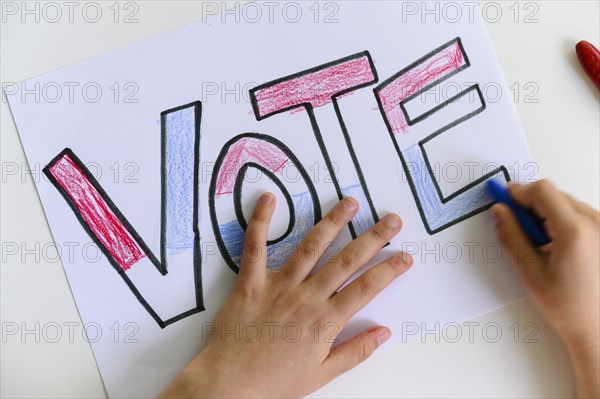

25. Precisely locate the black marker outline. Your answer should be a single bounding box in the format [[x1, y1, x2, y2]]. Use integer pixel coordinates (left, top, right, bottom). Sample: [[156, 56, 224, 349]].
[[249, 51, 380, 238], [209, 132, 322, 273], [399, 38, 471, 126], [374, 37, 509, 235], [404, 83, 479, 127], [43, 101, 204, 328]]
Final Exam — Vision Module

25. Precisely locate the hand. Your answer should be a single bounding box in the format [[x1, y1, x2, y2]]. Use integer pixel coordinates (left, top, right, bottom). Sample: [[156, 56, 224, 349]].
[[160, 194, 413, 398], [491, 180, 600, 399]]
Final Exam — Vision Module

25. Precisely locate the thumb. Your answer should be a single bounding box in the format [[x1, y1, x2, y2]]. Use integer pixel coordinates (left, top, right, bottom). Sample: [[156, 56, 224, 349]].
[[492, 203, 545, 287], [324, 326, 390, 378]]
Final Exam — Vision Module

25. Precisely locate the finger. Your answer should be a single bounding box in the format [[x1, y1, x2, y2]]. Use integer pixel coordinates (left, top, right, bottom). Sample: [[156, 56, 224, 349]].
[[323, 326, 390, 378], [280, 197, 359, 281], [491, 203, 545, 289], [509, 180, 577, 231], [307, 214, 403, 296], [329, 253, 413, 321], [564, 192, 600, 221], [239, 193, 276, 285]]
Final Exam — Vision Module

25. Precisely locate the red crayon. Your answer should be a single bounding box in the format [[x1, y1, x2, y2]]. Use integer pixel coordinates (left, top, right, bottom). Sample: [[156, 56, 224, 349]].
[[576, 40, 600, 90]]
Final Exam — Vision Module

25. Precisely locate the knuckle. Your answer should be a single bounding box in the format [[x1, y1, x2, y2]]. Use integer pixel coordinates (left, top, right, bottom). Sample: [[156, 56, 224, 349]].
[[357, 275, 376, 297], [250, 212, 268, 224], [325, 211, 344, 226], [357, 342, 373, 364], [340, 253, 356, 270], [368, 227, 386, 244], [535, 179, 554, 194], [233, 281, 258, 301], [242, 241, 264, 262], [298, 240, 319, 258]]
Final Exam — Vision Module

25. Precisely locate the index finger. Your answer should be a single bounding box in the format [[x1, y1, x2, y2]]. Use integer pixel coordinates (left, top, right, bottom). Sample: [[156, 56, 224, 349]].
[[239, 193, 276, 285], [509, 180, 577, 230]]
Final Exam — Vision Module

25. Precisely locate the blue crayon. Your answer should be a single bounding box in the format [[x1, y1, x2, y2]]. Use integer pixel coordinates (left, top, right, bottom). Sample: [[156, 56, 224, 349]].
[[487, 180, 551, 247]]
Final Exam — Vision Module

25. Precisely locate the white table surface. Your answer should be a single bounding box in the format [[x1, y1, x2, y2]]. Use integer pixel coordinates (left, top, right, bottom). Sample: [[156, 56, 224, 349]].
[[1, 1, 598, 397]]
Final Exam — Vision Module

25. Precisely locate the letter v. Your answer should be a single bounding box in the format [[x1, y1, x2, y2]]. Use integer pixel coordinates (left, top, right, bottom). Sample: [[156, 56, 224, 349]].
[[43, 101, 204, 328]]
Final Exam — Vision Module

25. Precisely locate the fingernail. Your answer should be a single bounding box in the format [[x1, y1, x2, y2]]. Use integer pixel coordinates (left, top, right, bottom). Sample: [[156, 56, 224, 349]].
[[400, 252, 413, 267], [374, 328, 391, 345], [341, 197, 357, 212], [382, 214, 401, 229], [391, 254, 413, 274], [260, 193, 274, 204]]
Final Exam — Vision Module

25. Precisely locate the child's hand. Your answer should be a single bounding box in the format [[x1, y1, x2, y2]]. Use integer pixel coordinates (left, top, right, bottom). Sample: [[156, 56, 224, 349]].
[[492, 180, 599, 398], [160, 194, 413, 398]]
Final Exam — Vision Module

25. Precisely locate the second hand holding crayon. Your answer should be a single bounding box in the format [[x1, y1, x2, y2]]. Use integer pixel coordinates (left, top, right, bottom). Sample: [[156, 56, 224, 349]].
[[487, 180, 551, 247]]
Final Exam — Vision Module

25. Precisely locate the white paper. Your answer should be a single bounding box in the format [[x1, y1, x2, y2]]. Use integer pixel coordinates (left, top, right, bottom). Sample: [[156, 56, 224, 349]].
[[7, 2, 533, 397]]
